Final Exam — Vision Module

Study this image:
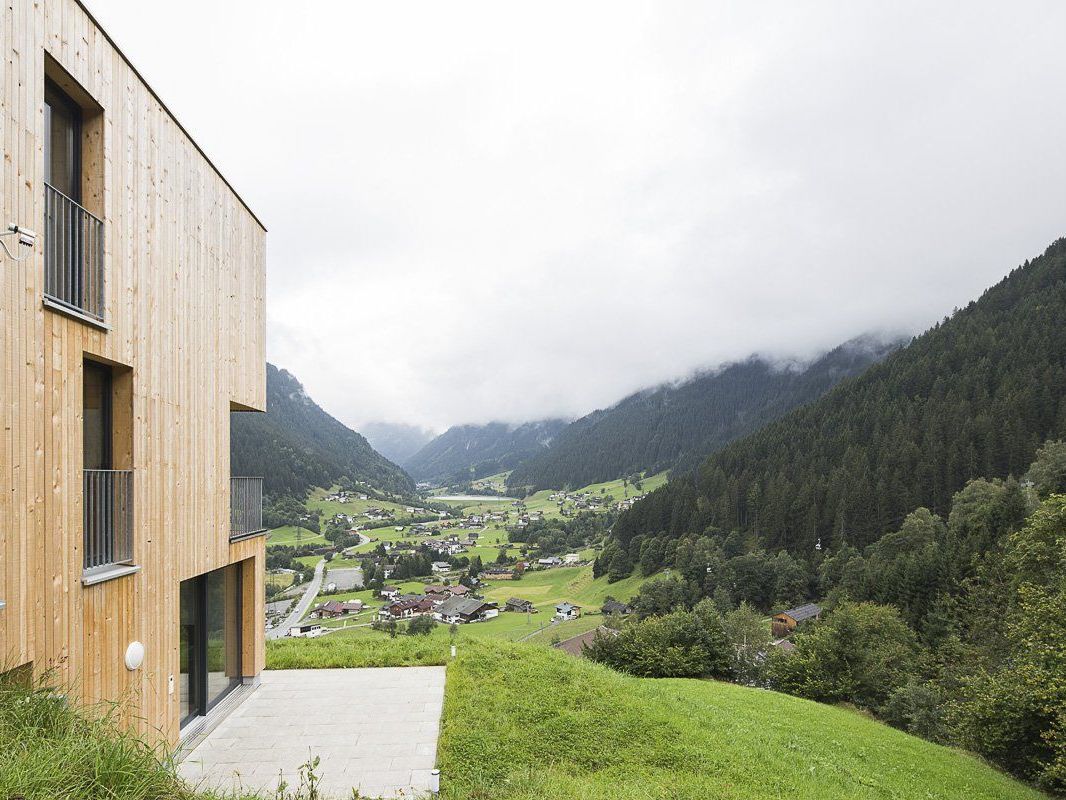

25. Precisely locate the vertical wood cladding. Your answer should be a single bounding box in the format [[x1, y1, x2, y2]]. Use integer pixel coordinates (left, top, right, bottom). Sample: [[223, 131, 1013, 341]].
[[1, 0, 266, 744]]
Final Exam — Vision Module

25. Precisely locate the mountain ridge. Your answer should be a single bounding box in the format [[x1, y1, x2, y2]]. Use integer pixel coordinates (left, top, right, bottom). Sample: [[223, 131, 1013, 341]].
[[231, 363, 415, 498], [507, 333, 902, 491]]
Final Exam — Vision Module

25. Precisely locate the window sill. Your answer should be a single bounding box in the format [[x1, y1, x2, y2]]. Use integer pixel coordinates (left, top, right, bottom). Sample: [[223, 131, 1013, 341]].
[[82, 563, 140, 586], [229, 528, 268, 543], [43, 296, 110, 331]]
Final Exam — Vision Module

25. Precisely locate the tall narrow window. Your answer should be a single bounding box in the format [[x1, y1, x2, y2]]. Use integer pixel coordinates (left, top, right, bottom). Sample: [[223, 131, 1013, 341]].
[[83, 360, 111, 470], [42, 73, 105, 323], [82, 358, 133, 578], [179, 565, 244, 727], [44, 79, 82, 202]]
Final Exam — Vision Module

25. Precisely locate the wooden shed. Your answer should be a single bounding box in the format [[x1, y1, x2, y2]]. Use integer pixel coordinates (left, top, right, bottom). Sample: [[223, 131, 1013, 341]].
[[771, 603, 822, 638]]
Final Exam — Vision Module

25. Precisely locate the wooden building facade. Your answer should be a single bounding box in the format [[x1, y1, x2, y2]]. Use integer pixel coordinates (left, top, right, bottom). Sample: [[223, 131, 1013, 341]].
[[0, 0, 267, 746]]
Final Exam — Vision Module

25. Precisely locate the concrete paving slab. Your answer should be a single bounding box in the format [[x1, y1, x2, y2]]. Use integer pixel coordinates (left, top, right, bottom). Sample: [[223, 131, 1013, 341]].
[[179, 667, 445, 799]]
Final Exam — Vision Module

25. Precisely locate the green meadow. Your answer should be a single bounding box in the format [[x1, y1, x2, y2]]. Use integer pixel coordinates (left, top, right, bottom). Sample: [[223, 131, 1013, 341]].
[[434, 640, 1043, 800]]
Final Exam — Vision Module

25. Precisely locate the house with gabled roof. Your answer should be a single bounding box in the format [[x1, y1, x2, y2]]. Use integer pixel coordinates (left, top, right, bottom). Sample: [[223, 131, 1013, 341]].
[[435, 596, 499, 625], [555, 602, 581, 621], [771, 603, 822, 638]]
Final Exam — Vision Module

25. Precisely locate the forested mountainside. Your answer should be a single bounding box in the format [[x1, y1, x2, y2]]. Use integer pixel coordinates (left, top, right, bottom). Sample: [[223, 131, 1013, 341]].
[[613, 237, 1066, 555], [507, 335, 900, 492], [231, 364, 415, 498], [403, 419, 568, 485], [361, 421, 435, 465]]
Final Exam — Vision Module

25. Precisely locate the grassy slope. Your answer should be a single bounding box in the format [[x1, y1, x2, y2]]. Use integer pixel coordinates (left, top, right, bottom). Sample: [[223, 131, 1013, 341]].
[[437, 640, 1044, 800], [0, 680, 252, 800]]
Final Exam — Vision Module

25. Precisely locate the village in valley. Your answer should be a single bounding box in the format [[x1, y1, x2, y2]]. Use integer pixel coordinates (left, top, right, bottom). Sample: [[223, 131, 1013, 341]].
[[262, 471, 822, 656], [263, 473, 669, 649]]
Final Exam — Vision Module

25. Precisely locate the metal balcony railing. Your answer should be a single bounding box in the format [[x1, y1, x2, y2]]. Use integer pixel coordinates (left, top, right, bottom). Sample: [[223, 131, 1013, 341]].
[[44, 182, 105, 323], [83, 469, 133, 573], [231, 477, 266, 540]]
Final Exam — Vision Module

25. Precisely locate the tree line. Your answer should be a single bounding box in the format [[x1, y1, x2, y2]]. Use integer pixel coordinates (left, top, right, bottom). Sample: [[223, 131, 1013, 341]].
[[508, 338, 896, 492]]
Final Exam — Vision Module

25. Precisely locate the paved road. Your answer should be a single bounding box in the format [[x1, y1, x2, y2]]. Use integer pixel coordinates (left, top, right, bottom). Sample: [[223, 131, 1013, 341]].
[[267, 558, 326, 640]]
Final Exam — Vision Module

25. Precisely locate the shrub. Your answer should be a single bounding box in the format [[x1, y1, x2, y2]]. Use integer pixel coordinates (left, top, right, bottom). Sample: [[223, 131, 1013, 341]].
[[585, 599, 731, 679], [407, 615, 437, 636], [766, 602, 919, 711]]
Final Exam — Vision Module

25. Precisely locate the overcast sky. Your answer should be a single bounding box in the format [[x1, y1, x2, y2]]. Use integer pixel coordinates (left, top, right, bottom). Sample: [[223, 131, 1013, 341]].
[[90, 1, 1066, 432]]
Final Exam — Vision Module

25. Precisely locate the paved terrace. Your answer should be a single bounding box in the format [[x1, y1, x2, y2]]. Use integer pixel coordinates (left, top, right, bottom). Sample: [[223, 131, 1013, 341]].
[[180, 667, 446, 799]]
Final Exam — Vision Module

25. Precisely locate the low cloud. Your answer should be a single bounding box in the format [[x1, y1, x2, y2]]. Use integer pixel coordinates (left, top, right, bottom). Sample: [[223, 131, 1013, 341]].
[[91, 1, 1066, 431]]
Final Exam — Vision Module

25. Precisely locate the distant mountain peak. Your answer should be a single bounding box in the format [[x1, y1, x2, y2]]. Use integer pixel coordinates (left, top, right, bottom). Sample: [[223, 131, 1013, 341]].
[[403, 418, 569, 485]]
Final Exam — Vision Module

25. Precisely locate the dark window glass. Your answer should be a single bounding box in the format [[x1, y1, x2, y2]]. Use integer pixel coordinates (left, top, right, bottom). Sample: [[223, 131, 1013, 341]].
[[44, 81, 81, 201], [180, 565, 244, 727], [205, 568, 242, 710], [179, 578, 202, 726], [83, 361, 111, 470]]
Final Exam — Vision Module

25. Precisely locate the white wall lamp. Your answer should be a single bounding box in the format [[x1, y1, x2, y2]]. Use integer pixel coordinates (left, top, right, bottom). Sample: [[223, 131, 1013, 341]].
[[124, 641, 145, 671], [0, 223, 37, 261]]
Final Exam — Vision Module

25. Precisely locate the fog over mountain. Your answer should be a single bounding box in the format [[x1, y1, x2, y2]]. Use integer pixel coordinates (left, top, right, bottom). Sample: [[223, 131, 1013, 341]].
[[89, 0, 1066, 430], [361, 422, 436, 465]]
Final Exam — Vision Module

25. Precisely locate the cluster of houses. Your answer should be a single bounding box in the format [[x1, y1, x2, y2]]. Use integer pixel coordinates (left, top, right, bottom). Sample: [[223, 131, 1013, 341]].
[[324, 490, 371, 504], [310, 599, 365, 619], [364, 507, 396, 521], [513, 509, 545, 528], [377, 583, 500, 625]]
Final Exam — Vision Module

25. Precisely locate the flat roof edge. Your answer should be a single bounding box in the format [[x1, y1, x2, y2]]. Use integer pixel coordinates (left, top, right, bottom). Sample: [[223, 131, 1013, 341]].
[[75, 0, 268, 232]]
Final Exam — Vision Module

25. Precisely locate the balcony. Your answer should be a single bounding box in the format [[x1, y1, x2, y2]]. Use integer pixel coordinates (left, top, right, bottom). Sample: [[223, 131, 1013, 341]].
[[44, 182, 106, 325], [83, 469, 135, 584], [230, 477, 266, 541]]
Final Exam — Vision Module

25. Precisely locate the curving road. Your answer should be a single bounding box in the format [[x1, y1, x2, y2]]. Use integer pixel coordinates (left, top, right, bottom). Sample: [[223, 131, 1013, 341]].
[[268, 558, 326, 640]]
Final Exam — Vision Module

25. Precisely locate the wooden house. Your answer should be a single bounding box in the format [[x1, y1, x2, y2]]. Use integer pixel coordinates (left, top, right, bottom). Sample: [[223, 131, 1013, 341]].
[[601, 599, 633, 616], [771, 603, 822, 638], [311, 600, 364, 619], [0, 0, 267, 748]]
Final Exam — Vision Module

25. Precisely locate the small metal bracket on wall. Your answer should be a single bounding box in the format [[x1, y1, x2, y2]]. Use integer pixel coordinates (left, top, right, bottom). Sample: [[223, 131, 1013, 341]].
[[1, 223, 37, 261]]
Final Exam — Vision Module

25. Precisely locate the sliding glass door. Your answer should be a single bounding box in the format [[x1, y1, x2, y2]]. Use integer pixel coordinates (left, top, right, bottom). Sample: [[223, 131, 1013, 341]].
[[180, 564, 243, 728]]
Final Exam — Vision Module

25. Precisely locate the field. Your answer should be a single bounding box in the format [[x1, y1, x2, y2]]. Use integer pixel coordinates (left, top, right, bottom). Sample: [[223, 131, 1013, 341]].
[[260, 635, 1045, 800], [435, 640, 1045, 800], [264, 571, 295, 592], [480, 564, 647, 613], [265, 525, 325, 547], [289, 562, 653, 643]]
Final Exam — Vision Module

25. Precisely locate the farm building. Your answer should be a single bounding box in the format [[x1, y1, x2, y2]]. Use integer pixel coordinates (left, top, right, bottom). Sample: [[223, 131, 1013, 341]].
[[555, 626, 618, 657], [770, 603, 822, 638], [505, 598, 536, 613], [601, 599, 633, 616]]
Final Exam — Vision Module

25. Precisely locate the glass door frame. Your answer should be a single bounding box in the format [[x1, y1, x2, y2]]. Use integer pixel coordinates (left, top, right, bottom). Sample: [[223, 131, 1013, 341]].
[[179, 565, 243, 730]]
